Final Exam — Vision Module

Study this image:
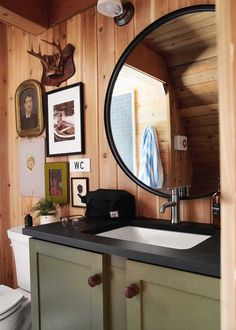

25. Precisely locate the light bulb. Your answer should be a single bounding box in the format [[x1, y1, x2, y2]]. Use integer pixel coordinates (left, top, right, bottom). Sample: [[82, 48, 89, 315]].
[[97, 0, 123, 18]]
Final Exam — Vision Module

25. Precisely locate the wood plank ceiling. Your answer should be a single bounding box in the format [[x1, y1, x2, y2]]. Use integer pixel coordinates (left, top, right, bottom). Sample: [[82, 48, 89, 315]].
[[0, 0, 97, 34], [143, 12, 218, 194]]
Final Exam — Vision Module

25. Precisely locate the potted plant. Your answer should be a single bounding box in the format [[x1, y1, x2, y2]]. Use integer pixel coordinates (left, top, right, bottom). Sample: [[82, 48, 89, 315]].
[[31, 198, 58, 224]]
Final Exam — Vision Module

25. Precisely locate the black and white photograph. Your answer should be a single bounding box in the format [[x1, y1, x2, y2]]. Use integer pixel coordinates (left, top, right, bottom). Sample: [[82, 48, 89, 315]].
[[54, 100, 75, 142], [46, 82, 84, 156]]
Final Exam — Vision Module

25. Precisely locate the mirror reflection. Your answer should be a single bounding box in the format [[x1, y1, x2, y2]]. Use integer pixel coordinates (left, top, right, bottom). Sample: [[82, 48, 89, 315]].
[[108, 7, 218, 198]]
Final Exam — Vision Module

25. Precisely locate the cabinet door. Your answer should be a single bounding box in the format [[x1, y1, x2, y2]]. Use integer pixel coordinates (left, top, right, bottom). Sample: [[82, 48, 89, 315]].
[[30, 239, 107, 330], [107, 255, 127, 330], [125, 260, 220, 330]]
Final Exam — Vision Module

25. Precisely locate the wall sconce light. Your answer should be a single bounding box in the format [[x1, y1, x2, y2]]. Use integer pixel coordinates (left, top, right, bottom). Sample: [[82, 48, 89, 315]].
[[97, 0, 134, 26]]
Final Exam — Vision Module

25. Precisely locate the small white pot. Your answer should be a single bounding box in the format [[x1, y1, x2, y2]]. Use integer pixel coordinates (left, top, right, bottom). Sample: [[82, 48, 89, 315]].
[[40, 215, 57, 225]]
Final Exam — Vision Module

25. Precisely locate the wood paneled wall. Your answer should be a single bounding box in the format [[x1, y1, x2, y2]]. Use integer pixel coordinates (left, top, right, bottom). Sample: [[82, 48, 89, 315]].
[[217, 0, 236, 328], [0, 0, 215, 287], [0, 23, 11, 286]]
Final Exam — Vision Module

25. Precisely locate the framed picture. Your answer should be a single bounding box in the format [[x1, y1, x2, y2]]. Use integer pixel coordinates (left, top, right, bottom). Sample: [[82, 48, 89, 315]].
[[15, 79, 44, 138], [45, 82, 84, 156], [19, 137, 45, 197], [71, 177, 89, 207], [45, 162, 69, 203]]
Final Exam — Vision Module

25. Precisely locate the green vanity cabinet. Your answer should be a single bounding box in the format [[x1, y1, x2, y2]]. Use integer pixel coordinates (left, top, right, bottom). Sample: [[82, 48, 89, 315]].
[[30, 239, 108, 330], [125, 260, 220, 330], [107, 256, 127, 330], [29, 239, 220, 330]]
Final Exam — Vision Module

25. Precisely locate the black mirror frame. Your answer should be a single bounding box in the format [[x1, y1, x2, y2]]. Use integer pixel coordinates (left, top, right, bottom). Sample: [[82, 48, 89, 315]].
[[104, 4, 216, 200]]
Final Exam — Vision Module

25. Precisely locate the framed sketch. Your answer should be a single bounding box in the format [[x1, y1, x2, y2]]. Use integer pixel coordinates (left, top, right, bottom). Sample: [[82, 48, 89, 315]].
[[45, 82, 84, 156], [45, 162, 69, 203], [19, 137, 45, 197], [15, 79, 44, 138], [71, 177, 88, 207]]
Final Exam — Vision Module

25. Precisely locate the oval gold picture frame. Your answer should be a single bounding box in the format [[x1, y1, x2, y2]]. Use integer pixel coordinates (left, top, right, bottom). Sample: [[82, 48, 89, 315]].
[[15, 79, 44, 138]]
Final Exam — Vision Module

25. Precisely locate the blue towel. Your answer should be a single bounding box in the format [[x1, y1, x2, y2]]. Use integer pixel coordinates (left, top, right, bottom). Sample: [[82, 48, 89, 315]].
[[138, 127, 164, 189]]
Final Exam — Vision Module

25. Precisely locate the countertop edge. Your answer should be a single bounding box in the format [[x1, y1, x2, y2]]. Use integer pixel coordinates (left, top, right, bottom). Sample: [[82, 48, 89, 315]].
[[23, 219, 220, 278]]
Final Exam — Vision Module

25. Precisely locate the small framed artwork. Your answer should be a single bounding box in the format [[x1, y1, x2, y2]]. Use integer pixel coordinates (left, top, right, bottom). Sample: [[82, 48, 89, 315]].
[[15, 79, 44, 138], [45, 82, 84, 157], [71, 177, 89, 207], [45, 162, 69, 203], [19, 137, 45, 197]]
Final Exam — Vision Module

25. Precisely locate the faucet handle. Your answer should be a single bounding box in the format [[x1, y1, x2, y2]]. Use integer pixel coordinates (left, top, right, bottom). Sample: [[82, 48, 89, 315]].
[[167, 187, 179, 195], [178, 185, 191, 198], [167, 186, 191, 198]]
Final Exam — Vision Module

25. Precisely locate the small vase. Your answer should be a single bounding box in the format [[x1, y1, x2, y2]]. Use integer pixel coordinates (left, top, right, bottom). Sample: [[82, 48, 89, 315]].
[[40, 215, 57, 225]]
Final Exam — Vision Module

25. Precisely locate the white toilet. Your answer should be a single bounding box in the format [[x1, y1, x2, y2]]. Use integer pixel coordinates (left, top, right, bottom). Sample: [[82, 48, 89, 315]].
[[0, 225, 32, 330]]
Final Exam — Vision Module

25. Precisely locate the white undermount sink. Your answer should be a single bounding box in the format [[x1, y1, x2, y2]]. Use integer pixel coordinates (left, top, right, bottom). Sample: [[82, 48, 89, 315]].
[[97, 226, 211, 250]]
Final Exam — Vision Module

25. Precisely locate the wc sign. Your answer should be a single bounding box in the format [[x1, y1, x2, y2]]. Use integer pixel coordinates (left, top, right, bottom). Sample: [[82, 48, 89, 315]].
[[69, 159, 91, 172]]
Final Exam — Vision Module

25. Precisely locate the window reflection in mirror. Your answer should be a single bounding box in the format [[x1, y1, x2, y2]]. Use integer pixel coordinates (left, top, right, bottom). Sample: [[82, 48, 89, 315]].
[[112, 66, 168, 184]]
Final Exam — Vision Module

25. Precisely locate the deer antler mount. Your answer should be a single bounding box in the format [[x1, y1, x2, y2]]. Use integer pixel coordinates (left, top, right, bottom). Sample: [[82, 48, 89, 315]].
[[27, 39, 75, 87]]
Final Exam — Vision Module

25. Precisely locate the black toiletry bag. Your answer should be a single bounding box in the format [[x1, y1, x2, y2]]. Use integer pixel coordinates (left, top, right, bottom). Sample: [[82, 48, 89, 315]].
[[80, 189, 135, 219]]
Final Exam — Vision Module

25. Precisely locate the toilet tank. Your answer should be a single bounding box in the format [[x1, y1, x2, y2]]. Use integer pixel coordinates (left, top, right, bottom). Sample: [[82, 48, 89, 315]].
[[7, 225, 31, 292]]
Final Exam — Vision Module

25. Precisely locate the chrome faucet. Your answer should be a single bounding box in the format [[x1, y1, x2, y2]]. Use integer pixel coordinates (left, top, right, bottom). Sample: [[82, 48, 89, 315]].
[[160, 188, 180, 224]]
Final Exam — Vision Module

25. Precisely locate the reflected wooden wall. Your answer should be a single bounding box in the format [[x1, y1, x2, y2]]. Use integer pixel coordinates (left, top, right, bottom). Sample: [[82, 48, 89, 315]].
[[0, 0, 214, 287]]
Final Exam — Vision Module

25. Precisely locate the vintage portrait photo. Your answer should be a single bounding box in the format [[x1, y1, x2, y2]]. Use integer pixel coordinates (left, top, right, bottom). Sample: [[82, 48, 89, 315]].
[[15, 80, 44, 138], [20, 88, 38, 130]]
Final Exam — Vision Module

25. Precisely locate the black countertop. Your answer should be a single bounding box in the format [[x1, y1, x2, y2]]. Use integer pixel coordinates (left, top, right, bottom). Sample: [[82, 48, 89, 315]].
[[23, 217, 220, 278]]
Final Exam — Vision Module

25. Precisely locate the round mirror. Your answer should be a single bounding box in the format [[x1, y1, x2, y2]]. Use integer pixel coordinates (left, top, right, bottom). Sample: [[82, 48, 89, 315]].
[[105, 5, 218, 199]]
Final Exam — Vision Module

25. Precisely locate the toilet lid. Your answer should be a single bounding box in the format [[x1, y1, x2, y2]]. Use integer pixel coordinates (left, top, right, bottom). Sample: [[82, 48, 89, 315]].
[[0, 285, 24, 320]]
